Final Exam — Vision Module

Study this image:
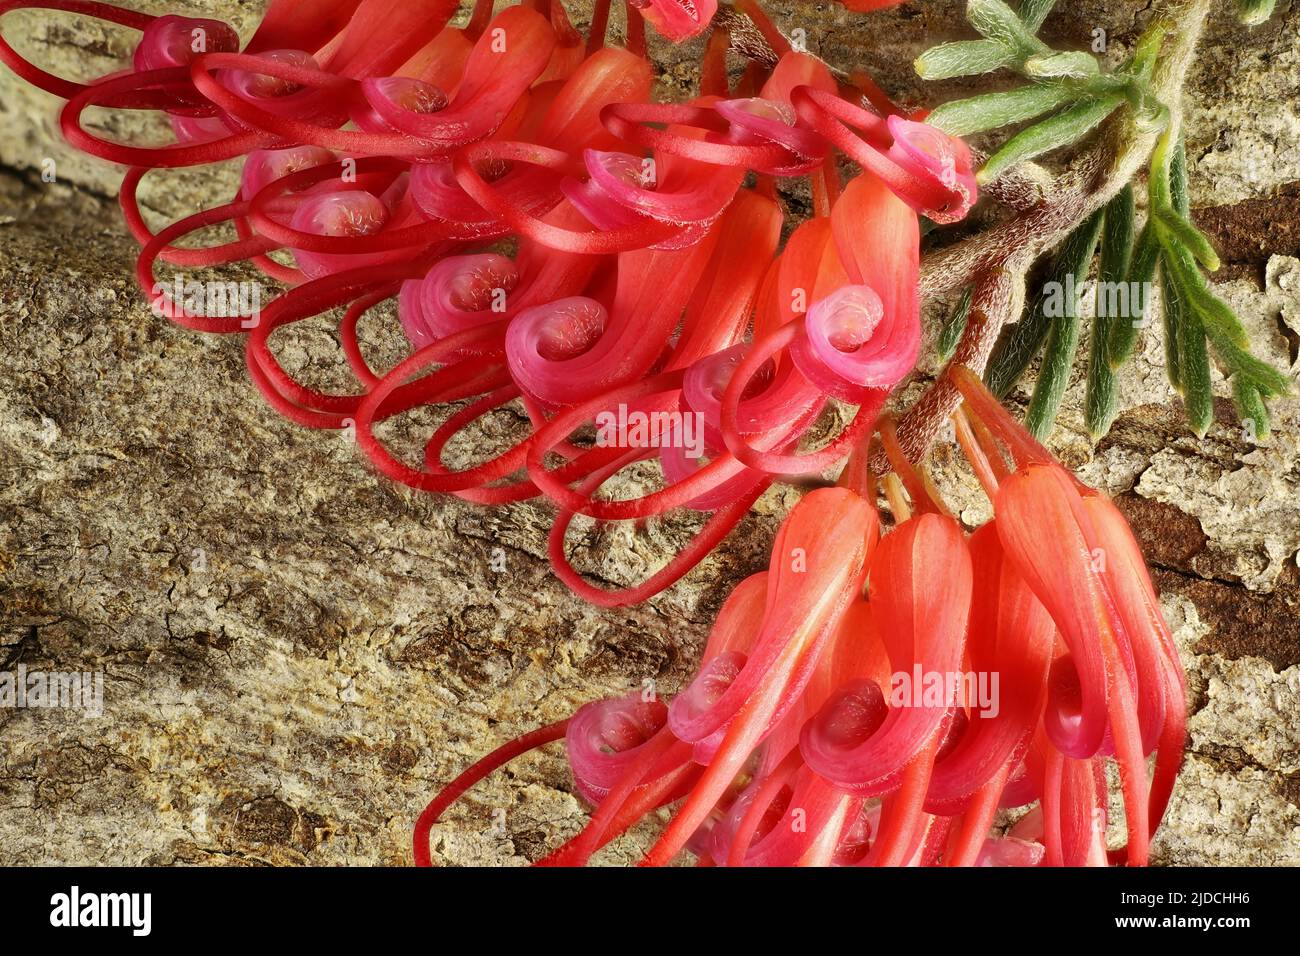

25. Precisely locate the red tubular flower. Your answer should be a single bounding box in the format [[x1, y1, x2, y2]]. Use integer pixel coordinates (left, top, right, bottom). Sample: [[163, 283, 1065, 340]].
[[718, 171, 921, 477], [1083, 494, 1188, 854], [801, 514, 971, 796], [631, 0, 718, 43], [923, 523, 1055, 819], [416, 368, 1187, 867], [952, 365, 1187, 867], [412, 488, 880, 866]]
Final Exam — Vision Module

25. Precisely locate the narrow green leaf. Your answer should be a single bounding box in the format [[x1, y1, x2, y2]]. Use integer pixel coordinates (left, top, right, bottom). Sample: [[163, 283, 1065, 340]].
[[986, 296, 1051, 398], [1148, 130, 1175, 211], [1159, 265, 1184, 394], [938, 287, 974, 362], [1119, 21, 1167, 80], [1203, 321, 1296, 398], [1107, 223, 1158, 367], [1099, 185, 1136, 285], [1026, 293, 1083, 439], [1177, 291, 1215, 438], [1167, 252, 1295, 399], [1153, 136, 1221, 271], [1170, 134, 1191, 215], [1154, 208, 1221, 271], [1233, 378, 1270, 440], [1085, 188, 1135, 438], [1149, 133, 1292, 432], [927, 83, 1077, 136], [978, 94, 1124, 184], [1018, 0, 1057, 31], [915, 39, 1018, 80], [1024, 51, 1100, 79], [1237, 0, 1276, 26], [986, 209, 1104, 399], [1158, 241, 1249, 346], [1085, 322, 1119, 438]]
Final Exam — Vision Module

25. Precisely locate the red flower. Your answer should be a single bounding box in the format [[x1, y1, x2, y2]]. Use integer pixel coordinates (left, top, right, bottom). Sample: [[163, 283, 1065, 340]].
[[632, 0, 718, 42], [415, 371, 1187, 867], [3, 0, 978, 615]]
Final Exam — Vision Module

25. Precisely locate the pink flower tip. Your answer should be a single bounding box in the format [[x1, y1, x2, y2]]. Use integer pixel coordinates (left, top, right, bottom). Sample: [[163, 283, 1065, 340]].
[[885, 115, 979, 224]]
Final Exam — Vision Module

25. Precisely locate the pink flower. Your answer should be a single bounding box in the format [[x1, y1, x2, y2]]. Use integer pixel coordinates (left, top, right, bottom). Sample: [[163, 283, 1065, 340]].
[[631, 0, 719, 42]]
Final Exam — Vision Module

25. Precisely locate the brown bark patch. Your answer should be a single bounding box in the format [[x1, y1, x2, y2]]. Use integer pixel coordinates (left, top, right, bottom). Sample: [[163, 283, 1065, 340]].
[[1154, 565, 1300, 672], [1194, 181, 1300, 275], [1114, 494, 1209, 571]]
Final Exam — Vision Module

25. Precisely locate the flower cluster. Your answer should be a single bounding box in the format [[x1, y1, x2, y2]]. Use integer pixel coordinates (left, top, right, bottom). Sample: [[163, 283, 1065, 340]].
[[4, 0, 1191, 867], [415, 369, 1187, 867], [1, 0, 976, 607]]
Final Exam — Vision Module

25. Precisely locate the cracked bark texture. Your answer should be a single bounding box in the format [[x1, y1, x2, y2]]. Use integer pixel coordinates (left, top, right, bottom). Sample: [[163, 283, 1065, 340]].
[[0, 0, 1298, 866]]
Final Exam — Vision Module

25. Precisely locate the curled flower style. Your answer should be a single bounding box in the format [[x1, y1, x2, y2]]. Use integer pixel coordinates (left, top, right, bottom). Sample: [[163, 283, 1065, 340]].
[[2, 0, 979, 612], [792, 85, 978, 223], [1, 0, 1191, 870], [416, 371, 1187, 867]]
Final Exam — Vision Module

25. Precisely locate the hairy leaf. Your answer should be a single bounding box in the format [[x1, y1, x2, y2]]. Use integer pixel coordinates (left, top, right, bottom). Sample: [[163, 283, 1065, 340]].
[[979, 94, 1125, 184], [915, 39, 1018, 80], [927, 83, 1076, 136]]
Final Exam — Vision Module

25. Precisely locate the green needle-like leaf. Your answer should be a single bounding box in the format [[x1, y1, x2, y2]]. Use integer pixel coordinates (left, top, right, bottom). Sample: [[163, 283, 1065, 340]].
[[1018, 0, 1058, 31], [986, 292, 1052, 399], [1099, 185, 1136, 286], [1233, 378, 1271, 440], [1148, 131, 1175, 211], [1085, 188, 1136, 437], [1142, 131, 1290, 437], [1085, 323, 1118, 438], [1202, 321, 1296, 398], [1024, 51, 1100, 79], [1159, 265, 1185, 395], [1170, 135, 1191, 215], [1119, 21, 1167, 81], [986, 209, 1104, 398], [1158, 241, 1249, 346], [1107, 223, 1158, 367], [968, 0, 1050, 55], [1154, 209, 1221, 271], [1026, 291, 1083, 439], [938, 287, 974, 362], [1176, 290, 1215, 438]]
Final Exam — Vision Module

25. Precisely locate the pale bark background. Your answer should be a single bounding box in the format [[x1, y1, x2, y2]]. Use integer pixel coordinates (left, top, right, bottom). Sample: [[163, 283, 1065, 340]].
[[0, 0, 1297, 865]]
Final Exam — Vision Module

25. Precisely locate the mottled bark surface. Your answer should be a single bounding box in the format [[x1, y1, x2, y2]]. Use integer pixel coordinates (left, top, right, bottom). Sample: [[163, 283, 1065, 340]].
[[0, 1, 1297, 865]]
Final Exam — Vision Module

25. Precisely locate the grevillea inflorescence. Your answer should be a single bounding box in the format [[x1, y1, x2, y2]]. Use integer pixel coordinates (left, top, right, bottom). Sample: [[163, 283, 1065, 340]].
[[5, 0, 1258, 866]]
